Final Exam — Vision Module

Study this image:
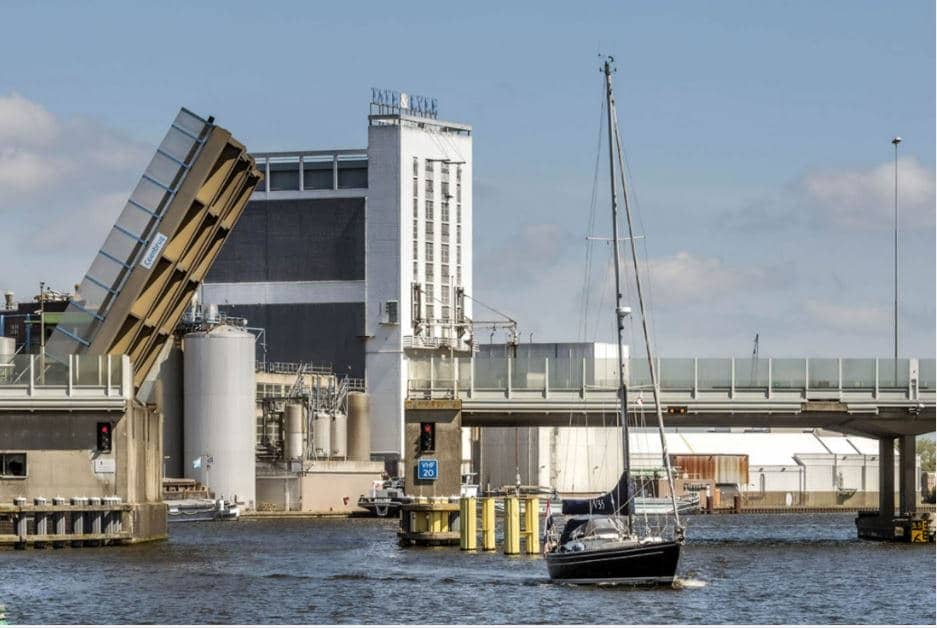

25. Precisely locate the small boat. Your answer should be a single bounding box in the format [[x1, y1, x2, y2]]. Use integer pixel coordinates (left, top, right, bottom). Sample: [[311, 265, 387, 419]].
[[544, 57, 685, 585], [166, 498, 240, 523], [357, 478, 411, 517]]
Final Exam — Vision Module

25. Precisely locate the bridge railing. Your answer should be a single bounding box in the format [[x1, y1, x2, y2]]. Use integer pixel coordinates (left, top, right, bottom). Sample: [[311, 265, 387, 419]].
[[406, 356, 935, 400]]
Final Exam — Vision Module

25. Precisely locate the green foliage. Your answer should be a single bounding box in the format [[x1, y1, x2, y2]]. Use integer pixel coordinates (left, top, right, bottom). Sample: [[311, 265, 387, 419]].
[[917, 437, 936, 473]]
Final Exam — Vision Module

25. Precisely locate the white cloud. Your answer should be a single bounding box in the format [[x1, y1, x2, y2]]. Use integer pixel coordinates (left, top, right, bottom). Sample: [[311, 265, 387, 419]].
[[640, 251, 765, 305], [802, 157, 935, 229], [0, 93, 59, 147], [0, 93, 151, 297], [803, 300, 890, 332]]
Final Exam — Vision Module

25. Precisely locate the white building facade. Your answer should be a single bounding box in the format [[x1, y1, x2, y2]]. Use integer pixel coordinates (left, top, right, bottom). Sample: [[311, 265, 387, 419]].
[[366, 111, 473, 458]]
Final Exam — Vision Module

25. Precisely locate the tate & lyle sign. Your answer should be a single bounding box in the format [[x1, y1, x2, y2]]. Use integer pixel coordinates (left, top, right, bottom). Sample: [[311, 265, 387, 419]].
[[370, 88, 438, 119]]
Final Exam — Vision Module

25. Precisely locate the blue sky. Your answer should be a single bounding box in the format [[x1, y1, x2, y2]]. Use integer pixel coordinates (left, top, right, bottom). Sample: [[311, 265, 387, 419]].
[[0, 0, 934, 357]]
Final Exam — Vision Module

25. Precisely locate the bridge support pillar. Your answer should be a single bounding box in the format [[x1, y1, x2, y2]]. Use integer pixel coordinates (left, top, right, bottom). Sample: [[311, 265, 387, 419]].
[[878, 436, 895, 517], [855, 435, 933, 543], [898, 435, 916, 514]]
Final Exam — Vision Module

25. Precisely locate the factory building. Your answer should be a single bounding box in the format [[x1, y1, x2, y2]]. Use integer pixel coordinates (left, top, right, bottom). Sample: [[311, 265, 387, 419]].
[[203, 91, 473, 463]]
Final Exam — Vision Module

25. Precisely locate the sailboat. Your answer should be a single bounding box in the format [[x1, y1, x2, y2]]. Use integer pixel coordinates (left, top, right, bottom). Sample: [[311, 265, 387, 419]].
[[543, 57, 686, 585]]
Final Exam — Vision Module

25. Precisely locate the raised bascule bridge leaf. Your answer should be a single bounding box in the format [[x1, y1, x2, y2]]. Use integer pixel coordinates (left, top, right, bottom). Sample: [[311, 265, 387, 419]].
[[44, 108, 263, 390]]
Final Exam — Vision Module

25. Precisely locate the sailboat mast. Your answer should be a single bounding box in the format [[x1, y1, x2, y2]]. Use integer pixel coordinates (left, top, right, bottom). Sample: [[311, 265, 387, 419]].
[[603, 57, 633, 527], [607, 64, 684, 535]]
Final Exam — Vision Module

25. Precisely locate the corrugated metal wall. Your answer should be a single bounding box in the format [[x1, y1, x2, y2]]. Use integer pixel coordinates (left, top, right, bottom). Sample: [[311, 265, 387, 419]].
[[671, 454, 749, 485], [206, 197, 366, 283], [226, 302, 365, 377]]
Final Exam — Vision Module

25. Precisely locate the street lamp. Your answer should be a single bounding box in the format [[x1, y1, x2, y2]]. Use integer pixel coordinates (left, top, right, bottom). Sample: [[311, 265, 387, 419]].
[[891, 136, 901, 363]]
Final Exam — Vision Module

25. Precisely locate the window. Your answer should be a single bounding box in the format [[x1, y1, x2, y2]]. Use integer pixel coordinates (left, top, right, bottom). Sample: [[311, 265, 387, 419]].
[[456, 245, 462, 264], [0, 452, 26, 478], [425, 178, 434, 196], [412, 219, 419, 240], [441, 244, 450, 263], [457, 225, 461, 244], [441, 201, 449, 223], [426, 304, 435, 320], [412, 178, 418, 198], [413, 241, 419, 259], [425, 262, 434, 280], [457, 182, 462, 203], [425, 242, 434, 262], [413, 157, 419, 176], [441, 306, 450, 322], [457, 166, 462, 182], [412, 197, 418, 218], [425, 221, 434, 241], [441, 223, 450, 238], [441, 263, 450, 278], [426, 160, 434, 175], [425, 200, 434, 220], [457, 266, 462, 284], [442, 288, 450, 305], [413, 261, 418, 277], [441, 181, 450, 198]]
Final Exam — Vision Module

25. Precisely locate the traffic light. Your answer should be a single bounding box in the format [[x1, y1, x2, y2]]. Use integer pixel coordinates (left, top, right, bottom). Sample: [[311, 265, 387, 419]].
[[667, 406, 687, 415], [419, 422, 435, 452], [96, 422, 112, 452]]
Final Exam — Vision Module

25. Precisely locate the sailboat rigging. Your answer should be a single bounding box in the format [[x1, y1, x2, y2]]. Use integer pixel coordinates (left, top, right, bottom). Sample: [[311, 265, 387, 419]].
[[543, 56, 685, 585]]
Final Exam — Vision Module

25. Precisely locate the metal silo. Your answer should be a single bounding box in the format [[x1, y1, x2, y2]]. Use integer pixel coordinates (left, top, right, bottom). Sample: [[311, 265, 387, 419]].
[[314, 412, 331, 458], [0, 336, 14, 385], [285, 403, 304, 460], [330, 412, 347, 459], [183, 325, 256, 509]]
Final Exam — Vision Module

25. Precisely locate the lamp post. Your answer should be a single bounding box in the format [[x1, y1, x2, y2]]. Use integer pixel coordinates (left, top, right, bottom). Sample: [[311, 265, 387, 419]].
[[891, 136, 901, 364]]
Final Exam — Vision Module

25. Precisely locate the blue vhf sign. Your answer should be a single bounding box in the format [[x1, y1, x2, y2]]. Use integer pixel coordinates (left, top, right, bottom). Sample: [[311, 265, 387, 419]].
[[370, 88, 438, 119]]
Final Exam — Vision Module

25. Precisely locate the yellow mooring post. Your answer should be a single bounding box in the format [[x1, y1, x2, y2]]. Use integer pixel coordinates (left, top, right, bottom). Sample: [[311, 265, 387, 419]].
[[523, 497, 540, 554], [504, 496, 520, 555], [460, 497, 478, 550], [481, 497, 496, 550]]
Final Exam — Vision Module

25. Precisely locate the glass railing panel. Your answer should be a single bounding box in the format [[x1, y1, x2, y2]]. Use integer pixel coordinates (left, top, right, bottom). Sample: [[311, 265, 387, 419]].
[[808, 358, 838, 389], [734, 358, 769, 388], [475, 355, 507, 389], [919, 359, 936, 391], [512, 356, 546, 390], [548, 358, 582, 390], [879, 359, 909, 389], [457, 357, 472, 390], [659, 358, 694, 389], [698, 358, 731, 390], [109, 356, 123, 388], [628, 358, 652, 390], [772, 359, 806, 390], [432, 356, 455, 389], [74, 355, 104, 386], [842, 359, 875, 388]]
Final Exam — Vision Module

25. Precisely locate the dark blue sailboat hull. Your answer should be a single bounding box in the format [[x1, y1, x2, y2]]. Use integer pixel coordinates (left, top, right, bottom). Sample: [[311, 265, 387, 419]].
[[545, 540, 680, 585]]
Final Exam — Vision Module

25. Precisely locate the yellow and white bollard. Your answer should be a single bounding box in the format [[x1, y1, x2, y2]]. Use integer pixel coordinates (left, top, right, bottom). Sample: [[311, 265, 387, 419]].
[[523, 497, 540, 554], [460, 497, 477, 550], [481, 497, 496, 550], [503, 496, 520, 555]]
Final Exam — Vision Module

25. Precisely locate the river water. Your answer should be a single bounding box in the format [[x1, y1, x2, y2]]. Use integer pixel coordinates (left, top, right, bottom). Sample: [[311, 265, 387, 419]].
[[1, 513, 933, 624]]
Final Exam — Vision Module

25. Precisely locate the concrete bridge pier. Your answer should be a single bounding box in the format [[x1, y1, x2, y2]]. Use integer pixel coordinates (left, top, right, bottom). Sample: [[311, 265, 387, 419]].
[[856, 434, 934, 543]]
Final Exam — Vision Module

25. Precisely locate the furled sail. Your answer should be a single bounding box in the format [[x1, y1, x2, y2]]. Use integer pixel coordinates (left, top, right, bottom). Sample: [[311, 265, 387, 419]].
[[560, 471, 634, 515]]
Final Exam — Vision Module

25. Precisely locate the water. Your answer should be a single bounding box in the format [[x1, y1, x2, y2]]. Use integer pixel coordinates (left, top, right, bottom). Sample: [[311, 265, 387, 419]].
[[1, 513, 934, 624]]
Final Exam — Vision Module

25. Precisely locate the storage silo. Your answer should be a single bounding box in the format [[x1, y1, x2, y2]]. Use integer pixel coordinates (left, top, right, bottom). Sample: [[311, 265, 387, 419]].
[[346, 392, 370, 461], [285, 403, 304, 460], [0, 336, 14, 385], [313, 412, 331, 458], [183, 325, 256, 508], [330, 412, 347, 459], [158, 341, 184, 478]]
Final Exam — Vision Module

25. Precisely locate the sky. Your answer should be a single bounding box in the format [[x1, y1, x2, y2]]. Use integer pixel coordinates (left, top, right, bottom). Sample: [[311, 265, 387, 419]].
[[0, 0, 934, 358]]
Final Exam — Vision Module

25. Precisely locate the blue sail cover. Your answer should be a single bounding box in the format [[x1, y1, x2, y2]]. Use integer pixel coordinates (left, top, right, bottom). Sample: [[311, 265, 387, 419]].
[[561, 471, 635, 515]]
